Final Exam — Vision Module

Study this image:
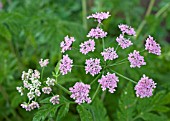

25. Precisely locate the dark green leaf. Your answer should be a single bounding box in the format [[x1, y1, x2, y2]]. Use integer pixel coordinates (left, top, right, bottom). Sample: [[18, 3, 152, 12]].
[[77, 104, 93, 121]]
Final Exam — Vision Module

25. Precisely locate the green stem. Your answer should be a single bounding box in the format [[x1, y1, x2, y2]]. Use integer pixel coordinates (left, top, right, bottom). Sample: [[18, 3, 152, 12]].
[[82, 0, 87, 30], [56, 83, 71, 95], [92, 84, 100, 101], [41, 67, 44, 80], [73, 65, 84, 68], [90, 73, 102, 85], [110, 70, 137, 84], [102, 38, 105, 51], [115, 44, 119, 52], [109, 58, 128, 67], [155, 2, 170, 18], [145, 0, 155, 17], [135, 0, 155, 39], [108, 61, 128, 67]]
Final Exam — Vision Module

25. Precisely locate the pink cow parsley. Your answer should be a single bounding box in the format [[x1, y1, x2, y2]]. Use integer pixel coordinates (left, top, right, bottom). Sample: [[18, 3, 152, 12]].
[[98, 72, 119, 93], [69, 82, 91, 104], [135, 75, 156, 98], [87, 27, 107, 39], [101, 47, 118, 61], [60, 35, 75, 53], [118, 24, 136, 36], [80, 39, 95, 55], [42, 87, 52, 94], [116, 34, 133, 49], [39, 59, 49, 67], [59, 54, 73, 75], [145, 35, 161, 55], [85, 58, 102, 76], [50, 95, 60, 105], [128, 50, 146, 68], [87, 12, 111, 23]]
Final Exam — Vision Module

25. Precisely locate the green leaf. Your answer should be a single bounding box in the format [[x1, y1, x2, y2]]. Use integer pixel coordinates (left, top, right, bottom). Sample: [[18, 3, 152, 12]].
[[90, 98, 110, 121], [55, 60, 61, 75], [39, 97, 52, 104], [77, 104, 93, 121], [0, 24, 12, 41], [33, 104, 62, 121], [117, 83, 136, 121], [140, 113, 167, 121], [56, 103, 70, 121]]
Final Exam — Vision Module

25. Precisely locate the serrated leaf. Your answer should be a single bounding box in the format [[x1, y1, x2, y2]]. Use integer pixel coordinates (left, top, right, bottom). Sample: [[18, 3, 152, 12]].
[[55, 60, 61, 75], [117, 83, 136, 121], [152, 105, 170, 112], [56, 103, 70, 121], [90, 98, 110, 121], [11, 94, 23, 108], [77, 104, 93, 121], [33, 104, 62, 121], [140, 112, 167, 121], [0, 24, 12, 41], [39, 97, 52, 104]]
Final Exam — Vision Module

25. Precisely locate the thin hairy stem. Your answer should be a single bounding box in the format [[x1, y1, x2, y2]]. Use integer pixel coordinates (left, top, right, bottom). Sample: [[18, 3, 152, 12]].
[[41, 67, 44, 80], [90, 72, 102, 85], [135, 0, 155, 39], [110, 69, 137, 84], [82, 0, 87, 30], [73, 65, 84, 68], [92, 84, 101, 101], [56, 83, 71, 95]]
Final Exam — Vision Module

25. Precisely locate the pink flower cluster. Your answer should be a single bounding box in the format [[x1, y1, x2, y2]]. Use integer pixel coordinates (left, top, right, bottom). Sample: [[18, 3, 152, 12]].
[[42, 87, 52, 94], [135, 75, 156, 98], [128, 50, 146, 68], [21, 101, 39, 111], [85, 58, 102, 76], [69, 82, 91, 104], [87, 12, 111, 23], [118, 24, 136, 36], [60, 35, 75, 53], [145, 35, 161, 55], [98, 73, 119, 93], [80, 39, 95, 55], [101, 47, 118, 61], [116, 34, 133, 49], [50, 95, 60, 105], [59, 54, 73, 75], [39, 59, 49, 67], [87, 27, 107, 39]]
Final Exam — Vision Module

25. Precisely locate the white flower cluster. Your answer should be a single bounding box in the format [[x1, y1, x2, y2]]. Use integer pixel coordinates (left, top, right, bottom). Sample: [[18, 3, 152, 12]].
[[41, 77, 56, 94], [16, 69, 41, 100], [16, 59, 60, 111]]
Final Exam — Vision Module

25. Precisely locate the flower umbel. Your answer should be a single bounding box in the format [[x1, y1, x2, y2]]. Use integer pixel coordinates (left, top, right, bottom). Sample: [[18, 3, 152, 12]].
[[135, 75, 156, 98], [87, 12, 111, 23], [59, 54, 73, 75], [118, 24, 136, 36], [101, 47, 118, 61], [85, 58, 102, 76], [39, 59, 49, 67], [87, 27, 107, 39], [128, 50, 146, 68], [60, 35, 75, 53], [98, 72, 119, 93], [145, 35, 161, 55], [50, 95, 60, 105], [80, 39, 95, 55], [116, 34, 133, 49], [69, 82, 91, 104], [42, 87, 52, 94]]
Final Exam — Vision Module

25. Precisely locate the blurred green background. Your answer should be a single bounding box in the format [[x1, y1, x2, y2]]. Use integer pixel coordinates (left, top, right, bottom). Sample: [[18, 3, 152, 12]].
[[0, 0, 170, 121]]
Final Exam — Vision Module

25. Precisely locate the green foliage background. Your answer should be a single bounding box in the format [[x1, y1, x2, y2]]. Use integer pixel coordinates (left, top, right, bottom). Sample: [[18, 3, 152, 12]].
[[0, 0, 170, 121]]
